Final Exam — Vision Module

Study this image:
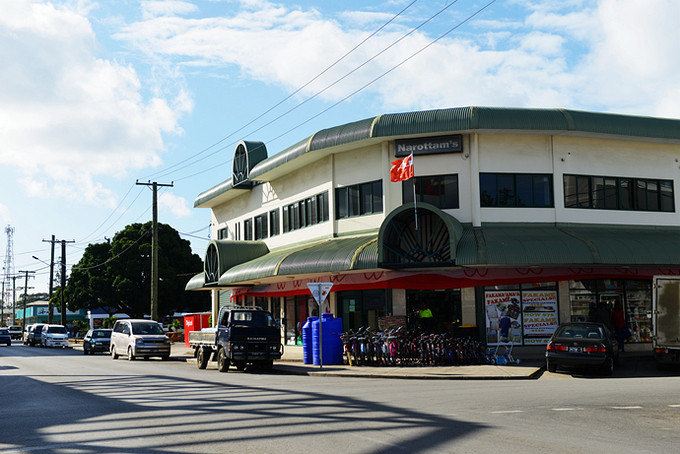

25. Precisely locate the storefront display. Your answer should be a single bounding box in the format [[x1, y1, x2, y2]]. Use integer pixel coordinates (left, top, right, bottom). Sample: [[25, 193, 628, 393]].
[[521, 290, 559, 345], [485, 290, 522, 346]]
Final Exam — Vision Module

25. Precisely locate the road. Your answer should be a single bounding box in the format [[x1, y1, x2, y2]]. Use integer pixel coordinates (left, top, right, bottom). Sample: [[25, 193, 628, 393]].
[[1, 343, 679, 454]]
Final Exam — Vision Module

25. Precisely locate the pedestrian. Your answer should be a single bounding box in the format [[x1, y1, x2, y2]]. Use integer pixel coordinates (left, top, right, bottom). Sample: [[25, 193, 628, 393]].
[[611, 301, 627, 352]]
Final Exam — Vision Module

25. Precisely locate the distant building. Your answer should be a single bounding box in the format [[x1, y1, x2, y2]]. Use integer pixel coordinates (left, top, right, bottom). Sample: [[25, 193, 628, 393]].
[[15, 301, 86, 324]]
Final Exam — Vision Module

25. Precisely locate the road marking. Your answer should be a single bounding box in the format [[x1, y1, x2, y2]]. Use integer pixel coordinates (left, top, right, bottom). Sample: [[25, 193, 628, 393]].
[[552, 407, 582, 411], [668, 404, 680, 408], [490, 410, 523, 414], [610, 406, 642, 409]]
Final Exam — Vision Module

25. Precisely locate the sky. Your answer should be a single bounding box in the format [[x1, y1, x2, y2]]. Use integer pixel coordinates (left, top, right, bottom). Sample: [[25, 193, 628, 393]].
[[1, 0, 679, 294]]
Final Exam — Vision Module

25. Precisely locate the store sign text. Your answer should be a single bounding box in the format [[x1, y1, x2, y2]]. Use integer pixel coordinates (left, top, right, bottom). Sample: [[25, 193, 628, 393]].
[[395, 135, 463, 157]]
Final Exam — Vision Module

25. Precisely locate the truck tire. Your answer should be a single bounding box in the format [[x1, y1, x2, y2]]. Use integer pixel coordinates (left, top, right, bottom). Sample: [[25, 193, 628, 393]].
[[197, 347, 209, 369], [259, 360, 274, 372], [217, 348, 230, 372]]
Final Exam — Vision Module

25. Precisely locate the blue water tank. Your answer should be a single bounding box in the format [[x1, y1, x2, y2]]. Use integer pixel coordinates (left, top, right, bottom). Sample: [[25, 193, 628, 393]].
[[312, 314, 343, 365], [302, 316, 317, 365]]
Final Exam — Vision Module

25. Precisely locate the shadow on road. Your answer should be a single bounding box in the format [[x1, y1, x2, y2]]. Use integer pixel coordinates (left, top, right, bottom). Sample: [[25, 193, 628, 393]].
[[0, 372, 488, 453], [552, 356, 680, 379]]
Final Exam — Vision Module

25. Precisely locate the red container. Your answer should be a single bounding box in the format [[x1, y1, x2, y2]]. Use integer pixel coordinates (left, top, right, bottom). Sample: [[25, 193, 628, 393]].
[[184, 312, 211, 347]]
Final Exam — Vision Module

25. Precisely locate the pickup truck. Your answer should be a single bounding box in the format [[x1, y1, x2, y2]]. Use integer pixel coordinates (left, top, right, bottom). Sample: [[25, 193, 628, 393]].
[[189, 306, 282, 372], [653, 276, 680, 369]]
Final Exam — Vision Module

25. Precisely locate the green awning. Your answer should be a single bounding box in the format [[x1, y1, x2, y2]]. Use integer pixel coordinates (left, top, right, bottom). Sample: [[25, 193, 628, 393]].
[[185, 273, 206, 291], [218, 234, 377, 285]]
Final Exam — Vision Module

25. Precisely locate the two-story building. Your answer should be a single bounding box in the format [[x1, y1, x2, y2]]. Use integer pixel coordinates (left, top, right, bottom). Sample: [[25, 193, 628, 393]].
[[186, 106, 680, 350]]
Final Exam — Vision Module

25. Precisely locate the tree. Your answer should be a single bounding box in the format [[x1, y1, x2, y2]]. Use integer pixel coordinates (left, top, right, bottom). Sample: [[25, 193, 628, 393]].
[[66, 222, 208, 318]]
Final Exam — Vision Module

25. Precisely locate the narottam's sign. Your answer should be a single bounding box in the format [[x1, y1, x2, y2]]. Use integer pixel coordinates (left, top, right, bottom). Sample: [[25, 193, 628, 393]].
[[395, 134, 463, 157]]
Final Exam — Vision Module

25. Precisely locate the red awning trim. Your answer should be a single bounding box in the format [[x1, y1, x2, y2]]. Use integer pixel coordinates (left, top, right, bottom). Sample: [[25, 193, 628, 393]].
[[241, 266, 680, 297]]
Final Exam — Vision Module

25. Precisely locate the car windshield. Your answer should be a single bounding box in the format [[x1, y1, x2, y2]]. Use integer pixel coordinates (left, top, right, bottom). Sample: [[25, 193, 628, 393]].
[[230, 311, 275, 328], [48, 326, 67, 334], [556, 325, 604, 340], [131, 322, 164, 335], [92, 330, 111, 338]]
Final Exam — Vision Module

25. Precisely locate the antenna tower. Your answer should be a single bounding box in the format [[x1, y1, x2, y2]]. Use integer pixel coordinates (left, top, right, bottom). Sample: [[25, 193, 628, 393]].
[[2, 225, 15, 314]]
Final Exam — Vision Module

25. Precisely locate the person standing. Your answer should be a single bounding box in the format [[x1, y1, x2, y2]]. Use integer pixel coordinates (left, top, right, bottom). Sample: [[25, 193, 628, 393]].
[[611, 301, 627, 352]]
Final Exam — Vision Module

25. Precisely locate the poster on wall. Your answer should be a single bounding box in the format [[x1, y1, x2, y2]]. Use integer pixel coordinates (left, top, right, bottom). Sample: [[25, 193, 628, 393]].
[[485, 291, 522, 346], [521, 290, 559, 345]]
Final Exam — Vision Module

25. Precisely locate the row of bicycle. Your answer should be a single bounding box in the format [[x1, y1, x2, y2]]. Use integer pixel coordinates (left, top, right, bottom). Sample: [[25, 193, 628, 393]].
[[340, 326, 492, 367]]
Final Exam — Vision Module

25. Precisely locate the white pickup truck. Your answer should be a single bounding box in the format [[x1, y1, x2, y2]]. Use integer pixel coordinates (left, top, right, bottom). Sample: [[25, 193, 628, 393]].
[[653, 276, 680, 369]]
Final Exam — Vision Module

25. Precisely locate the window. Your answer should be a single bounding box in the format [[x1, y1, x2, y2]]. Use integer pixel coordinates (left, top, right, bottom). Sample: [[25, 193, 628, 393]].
[[244, 218, 253, 240], [335, 180, 383, 219], [403, 174, 459, 209], [254, 213, 268, 240], [563, 174, 674, 212], [282, 191, 329, 233], [269, 209, 280, 236], [480, 173, 553, 208], [217, 227, 228, 240]]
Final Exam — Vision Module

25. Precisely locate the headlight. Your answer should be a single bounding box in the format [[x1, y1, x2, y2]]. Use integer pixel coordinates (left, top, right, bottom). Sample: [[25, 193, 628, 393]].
[[135, 339, 144, 345], [164, 338, 171, 344]]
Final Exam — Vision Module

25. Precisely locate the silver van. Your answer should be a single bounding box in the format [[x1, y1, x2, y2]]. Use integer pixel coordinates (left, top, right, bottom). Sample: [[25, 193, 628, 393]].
[[110, 319, 171, 361]]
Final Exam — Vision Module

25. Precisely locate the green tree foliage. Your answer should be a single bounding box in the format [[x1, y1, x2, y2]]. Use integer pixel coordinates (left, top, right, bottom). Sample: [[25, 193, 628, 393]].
[[66, 222, 208, 318]]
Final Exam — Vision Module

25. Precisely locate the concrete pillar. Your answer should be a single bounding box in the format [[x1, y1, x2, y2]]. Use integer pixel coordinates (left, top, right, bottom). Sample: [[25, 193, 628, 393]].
[[392, 289, 406, 316], [211, 290, 219, 327], [469, 133, 482, 227], [558, 281, 571, 324], [461, 287, 477, 327]]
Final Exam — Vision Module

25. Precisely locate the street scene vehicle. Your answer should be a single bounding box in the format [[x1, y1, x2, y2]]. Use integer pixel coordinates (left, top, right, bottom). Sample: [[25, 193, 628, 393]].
[[546, 323, 619, 375], [28, 324, 45, 347], [41, 325, 69, 348], [190, 307, 281, 372], [110, 319, 171, 361], [0, 328, 11, 346], [22, 324, 35, 345], [7, 326, 22, 340], [653, 276, 680, 369], [83, 329, 112, 355]]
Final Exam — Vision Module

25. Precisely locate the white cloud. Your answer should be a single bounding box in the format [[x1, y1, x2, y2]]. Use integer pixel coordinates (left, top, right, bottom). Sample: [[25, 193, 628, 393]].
[[0, 203, 11, 225], [340, 10, 396, 26], [0, 1, 191, 206], [114, 0, 680, 118], [159, 192, 191, 218], [141, 1, 198, 19]]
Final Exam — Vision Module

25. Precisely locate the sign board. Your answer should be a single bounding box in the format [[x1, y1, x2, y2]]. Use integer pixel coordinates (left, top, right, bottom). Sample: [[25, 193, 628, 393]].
[[395, 134, 463, 157], [307, 282, 333, 306]]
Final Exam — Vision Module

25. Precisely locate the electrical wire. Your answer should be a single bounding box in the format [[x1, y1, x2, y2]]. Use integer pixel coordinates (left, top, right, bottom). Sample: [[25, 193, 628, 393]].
[[75, 183, 135, 243], [70, 229, 151, 272]]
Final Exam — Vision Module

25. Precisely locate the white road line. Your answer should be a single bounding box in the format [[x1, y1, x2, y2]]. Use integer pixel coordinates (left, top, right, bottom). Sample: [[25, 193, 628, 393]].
[[552, 407, 582, 411], [668, 404, 680, 408], [490, 410, 524, 414], [610, 406, 642, 409]]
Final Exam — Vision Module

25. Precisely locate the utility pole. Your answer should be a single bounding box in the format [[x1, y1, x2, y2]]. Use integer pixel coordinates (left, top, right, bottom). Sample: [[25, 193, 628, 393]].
[[1, 281, 4, 327], [11, 275, 17, 325], [59, 240, 74, 325], [42, 235, 56, 323], [136, 180, 173, 321], [17, 270, 35, 331]]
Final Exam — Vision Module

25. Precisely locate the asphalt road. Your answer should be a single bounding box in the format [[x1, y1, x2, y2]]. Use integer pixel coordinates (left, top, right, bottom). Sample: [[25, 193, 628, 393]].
[[1, 343, 679, 454]]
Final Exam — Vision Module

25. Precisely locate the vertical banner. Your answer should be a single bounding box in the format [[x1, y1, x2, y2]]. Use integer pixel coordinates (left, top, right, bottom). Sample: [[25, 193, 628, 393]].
[[521, 290, 559, 345], [485, 291, 522, 345]]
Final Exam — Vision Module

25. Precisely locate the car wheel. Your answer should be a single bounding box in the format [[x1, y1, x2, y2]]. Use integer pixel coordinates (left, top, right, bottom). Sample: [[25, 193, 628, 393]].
[[111, 345, 119, 360], [197, 347, 209, 369], [546, 359, 557, 373], [127, 347, 135, 361], [217, 348, 230, 372], [83, 348, 89, 355]]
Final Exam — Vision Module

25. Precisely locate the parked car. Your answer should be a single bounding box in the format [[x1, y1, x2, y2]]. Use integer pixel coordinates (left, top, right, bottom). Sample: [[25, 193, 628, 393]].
[[8, 325, 22, 340], [0, 328, 11, 346], [110, 319, 171, 361], [546, 322, 619, 376], [41, 325, 69, 348], [28, 324, 46, 347], [83, 329, 112, 355], [23, 324, 35, 345]]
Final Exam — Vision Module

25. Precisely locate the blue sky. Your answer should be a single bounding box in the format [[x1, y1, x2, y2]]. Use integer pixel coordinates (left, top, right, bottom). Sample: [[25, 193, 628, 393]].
[[1, 0, 679, 293]]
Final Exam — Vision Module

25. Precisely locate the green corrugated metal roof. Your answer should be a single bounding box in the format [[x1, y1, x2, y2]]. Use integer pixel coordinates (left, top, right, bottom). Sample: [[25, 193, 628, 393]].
[[185, 272, 206, 291], [195, 106, 680, 208]]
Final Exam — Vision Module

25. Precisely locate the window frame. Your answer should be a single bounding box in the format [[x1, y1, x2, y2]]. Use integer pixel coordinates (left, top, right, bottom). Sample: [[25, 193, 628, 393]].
[[335, 179, 383, 219], [479, 173, 554, 208], [402, 174, 460, 210], [269, 209, 280, 236], [282, 191, 330, 233], [243, 218, 253, 241]]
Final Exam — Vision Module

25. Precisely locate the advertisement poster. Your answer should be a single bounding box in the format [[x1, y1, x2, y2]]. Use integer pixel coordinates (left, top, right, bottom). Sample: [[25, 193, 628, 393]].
[[521, 290, 559, 345], [485, 291, 522, 345]]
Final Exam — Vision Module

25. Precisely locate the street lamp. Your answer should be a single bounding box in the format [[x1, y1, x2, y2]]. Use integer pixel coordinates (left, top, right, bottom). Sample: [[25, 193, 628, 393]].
[[32, 256, 50, 267]]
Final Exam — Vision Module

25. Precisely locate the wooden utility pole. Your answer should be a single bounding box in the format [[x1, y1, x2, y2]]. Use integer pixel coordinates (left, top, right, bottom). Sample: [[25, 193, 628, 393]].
[[41, 235, 57, 323], [136, 180, 173, 321], [17, 270, 35, 330]]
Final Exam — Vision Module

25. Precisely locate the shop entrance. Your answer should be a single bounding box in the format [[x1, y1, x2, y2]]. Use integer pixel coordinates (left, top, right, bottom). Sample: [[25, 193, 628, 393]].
[[338, 290, 389, 332], [406, 289, 461, 332]]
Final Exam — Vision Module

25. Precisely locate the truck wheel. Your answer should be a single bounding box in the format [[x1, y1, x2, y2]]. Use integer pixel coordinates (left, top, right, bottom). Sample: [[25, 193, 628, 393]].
[[259, 360, 274, 372], [197, 348, 210, 369], [217, 348, 230, 372]]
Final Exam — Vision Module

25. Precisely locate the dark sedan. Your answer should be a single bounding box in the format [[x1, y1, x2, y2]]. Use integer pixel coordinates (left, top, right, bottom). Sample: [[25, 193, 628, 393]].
[[546, 323, 619, 376], [83, 329, 112, 355], [8, 326, 22, 340], [0, 328, 11, 346]]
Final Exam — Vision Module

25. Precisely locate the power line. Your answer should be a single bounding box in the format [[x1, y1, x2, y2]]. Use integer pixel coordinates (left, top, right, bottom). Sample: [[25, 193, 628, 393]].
[[145, 0, 420, 181], [76, 183, 135, 243], [70, 229, 151, 272]]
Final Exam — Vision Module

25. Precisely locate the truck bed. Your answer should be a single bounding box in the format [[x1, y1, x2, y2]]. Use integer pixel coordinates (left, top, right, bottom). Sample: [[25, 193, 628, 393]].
[[189, 328, 217, 346]]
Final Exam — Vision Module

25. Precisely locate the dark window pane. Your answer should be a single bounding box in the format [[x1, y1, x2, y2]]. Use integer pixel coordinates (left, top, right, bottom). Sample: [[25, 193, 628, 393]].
[[515, 174, 532, 207], [660, 181, 674, 212], [306, 198, 313, 226], [480, 174, 496, 207], [592, 177, 605, 209], [496, 174, 515, 207], [283, 208, 289, 233], [336, 187, 348, 219], [292, 203, 300, 229], [322, 192, 329, 221], [360, 182, 373, 215], [349, 186, 360, 216], [635, 180, 647, 210], [646, 180, 659, 211], [577, 176, 590, 208], [564, 175, 577, 208], [372, 180, 383, 213], [269, 210, 279, 236], [244, 219, 252, 240], [604, 178, 617, 209], [402, 179, 414, 204], [618, 178, 632, 210], [533, 175, 552, 207], [310, 197, 318, 224]]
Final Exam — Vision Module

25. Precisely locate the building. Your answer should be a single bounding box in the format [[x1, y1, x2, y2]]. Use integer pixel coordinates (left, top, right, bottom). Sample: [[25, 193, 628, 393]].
[[15, 301, 86, 325], [186, 106, 680, 351]]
